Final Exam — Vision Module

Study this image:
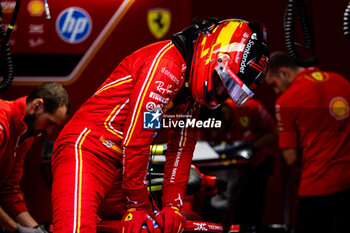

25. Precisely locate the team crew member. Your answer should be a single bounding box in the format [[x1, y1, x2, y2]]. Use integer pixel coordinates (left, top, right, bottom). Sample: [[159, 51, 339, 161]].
[[0, 83, 70, 233], [198, 98, 276, 225], [200, 98, 276, 165], [266, 52, 350, 233], [51, 18, 269, 233]]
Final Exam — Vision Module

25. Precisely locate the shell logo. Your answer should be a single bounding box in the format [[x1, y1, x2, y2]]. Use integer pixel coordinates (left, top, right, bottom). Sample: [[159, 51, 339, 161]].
[[329, 97, 349, 120], [27, 0, 44, 16]]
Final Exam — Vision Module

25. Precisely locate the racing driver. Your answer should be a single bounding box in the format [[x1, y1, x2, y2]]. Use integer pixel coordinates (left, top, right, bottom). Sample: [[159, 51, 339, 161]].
[[51, 18, 269, 233]]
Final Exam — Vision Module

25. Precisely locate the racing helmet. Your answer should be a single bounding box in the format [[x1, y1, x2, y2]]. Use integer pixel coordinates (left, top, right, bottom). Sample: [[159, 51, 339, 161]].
[[189, 19, 269, 108]]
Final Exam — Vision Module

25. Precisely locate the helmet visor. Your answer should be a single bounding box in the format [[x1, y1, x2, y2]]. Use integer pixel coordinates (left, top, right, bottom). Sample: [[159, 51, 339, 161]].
[[214, 62, 254, 107]]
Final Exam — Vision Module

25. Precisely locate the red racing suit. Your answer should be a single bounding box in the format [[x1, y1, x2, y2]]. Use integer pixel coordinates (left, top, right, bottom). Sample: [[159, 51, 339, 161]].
[[51, 41, 198, 232], [0, 97, 34, 218]]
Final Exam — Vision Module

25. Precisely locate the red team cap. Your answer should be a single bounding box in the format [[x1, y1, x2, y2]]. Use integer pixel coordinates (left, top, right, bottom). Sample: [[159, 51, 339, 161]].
[[190, 19, 269, 108]]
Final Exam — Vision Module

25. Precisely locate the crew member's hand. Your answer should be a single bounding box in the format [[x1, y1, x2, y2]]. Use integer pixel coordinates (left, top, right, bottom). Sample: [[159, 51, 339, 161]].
[[34, 225, 48, 233], [121, 208, 157, 233], [14, 224, 48, 233], [155, 206, 186, 233]]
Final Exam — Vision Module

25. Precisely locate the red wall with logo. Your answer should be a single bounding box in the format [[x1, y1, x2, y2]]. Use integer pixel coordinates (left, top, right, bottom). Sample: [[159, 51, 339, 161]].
[[0, 0, 349, 228]]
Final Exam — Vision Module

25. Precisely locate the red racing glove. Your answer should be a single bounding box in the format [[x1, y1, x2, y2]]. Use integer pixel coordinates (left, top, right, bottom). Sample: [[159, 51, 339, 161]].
[[155, 206, 187, 233], [121, 208, 160, 233]]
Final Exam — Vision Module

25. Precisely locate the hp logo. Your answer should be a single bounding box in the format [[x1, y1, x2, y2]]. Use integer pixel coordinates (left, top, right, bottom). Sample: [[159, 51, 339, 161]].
[[56, 7, 92, 43]]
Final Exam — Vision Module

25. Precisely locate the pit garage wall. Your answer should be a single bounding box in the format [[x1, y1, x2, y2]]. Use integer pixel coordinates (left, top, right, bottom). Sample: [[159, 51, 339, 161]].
[[1, 0, 349, 227]]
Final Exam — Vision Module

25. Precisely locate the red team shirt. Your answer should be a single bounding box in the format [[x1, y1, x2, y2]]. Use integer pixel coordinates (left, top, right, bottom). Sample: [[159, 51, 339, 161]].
[[217, 99, 275, 142], [199, 98, 276, 165], [0, 97, 34, 218], [227, 99, 275, 166], [276, 67, 350, 196]]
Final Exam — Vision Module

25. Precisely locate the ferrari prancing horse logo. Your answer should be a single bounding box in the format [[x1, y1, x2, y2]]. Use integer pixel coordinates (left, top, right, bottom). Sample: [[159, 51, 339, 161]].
[[147, 8, 171, 39], [239, 116, 249, 127]]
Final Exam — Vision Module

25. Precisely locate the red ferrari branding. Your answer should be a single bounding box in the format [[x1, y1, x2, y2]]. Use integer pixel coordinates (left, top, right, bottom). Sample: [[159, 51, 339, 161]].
[[305, 71, 330, 83]]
